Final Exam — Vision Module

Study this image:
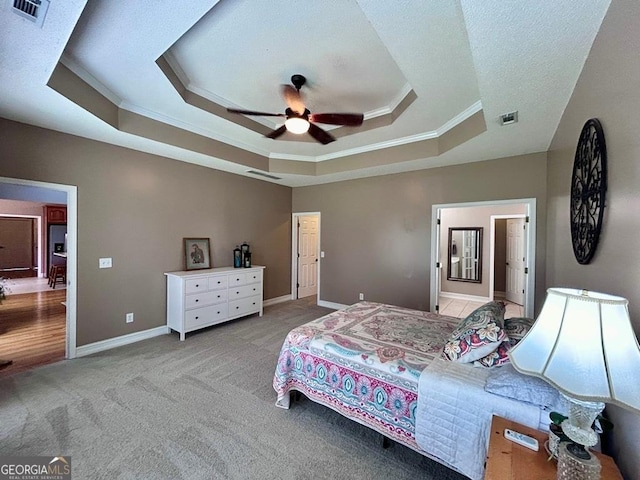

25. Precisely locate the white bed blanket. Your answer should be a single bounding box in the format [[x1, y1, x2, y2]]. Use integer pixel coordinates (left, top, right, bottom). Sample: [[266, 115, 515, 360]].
[[415, 359, 555, 480]]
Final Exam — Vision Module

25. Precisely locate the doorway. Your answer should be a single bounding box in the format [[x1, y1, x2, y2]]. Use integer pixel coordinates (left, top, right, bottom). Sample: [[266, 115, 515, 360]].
[[291, 212, 320, 301], [490, 216, 526, 305], [0, 176, 77, 362], [430, 199, 536, 317]]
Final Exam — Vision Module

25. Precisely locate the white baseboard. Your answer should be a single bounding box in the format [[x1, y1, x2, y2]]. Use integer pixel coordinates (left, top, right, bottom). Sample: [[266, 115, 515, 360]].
[[263, 295, 291, 307], [317, 300, 349, 310], [76, 325, 169, 357], [439, 291, 491, 303]]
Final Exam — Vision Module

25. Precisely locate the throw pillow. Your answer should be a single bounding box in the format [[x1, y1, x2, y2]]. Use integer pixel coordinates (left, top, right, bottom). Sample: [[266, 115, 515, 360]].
[[473, 317, 535, 368], [442, 301, 507, 363], [504, 316, 535, 341], [484, 363, 562, 409]]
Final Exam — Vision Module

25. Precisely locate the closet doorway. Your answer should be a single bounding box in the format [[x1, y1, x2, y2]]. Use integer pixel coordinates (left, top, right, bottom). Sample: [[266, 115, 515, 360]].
[[291, 212, 320, 301], [430, 199, 536, 318]]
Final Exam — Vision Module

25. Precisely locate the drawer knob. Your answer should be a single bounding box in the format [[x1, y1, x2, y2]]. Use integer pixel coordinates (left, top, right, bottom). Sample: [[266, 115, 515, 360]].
[[195, 299, 199, 302], [236, 306, 239, 310], [217, 295, 221, 298], [252, 302, 256, 305], [195, 316, 199, 320], [195, 284, 199, 287], [217, 311, 220, 314]]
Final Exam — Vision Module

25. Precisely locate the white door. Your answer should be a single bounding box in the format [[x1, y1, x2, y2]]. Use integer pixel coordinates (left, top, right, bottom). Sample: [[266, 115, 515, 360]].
[[297, 215, 318, 298], [506, 218, 525, 305]]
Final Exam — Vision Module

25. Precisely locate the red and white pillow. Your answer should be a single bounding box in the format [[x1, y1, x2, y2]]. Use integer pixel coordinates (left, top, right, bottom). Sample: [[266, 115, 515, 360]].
[[473, 316, 535, 368], [442, 301, 508, 363]]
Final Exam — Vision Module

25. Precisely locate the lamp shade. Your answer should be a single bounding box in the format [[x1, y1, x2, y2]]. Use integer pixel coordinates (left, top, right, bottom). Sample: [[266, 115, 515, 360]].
[[509, 288, 640, 414]]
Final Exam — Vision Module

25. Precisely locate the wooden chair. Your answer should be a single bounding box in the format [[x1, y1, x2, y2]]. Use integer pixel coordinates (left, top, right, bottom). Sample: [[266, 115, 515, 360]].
[[49, 265, 66, 289]]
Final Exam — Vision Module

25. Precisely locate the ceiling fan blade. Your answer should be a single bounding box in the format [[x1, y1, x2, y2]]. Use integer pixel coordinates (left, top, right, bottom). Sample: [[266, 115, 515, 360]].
[[309, 113, 364, 126], [281, 85, 306, 115], [308, 123, 336, 145], [227, 108, 284, 117], [265, 125, 287, 140]]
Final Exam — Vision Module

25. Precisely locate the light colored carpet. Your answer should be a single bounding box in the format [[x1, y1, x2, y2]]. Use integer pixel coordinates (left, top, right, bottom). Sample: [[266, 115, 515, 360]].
[[0, 297, 468, 480]]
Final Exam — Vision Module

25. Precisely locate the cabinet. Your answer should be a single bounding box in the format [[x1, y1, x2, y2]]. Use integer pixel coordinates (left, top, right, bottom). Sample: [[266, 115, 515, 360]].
[[165, 266, 265, 341], [45, 205, 67, 224]]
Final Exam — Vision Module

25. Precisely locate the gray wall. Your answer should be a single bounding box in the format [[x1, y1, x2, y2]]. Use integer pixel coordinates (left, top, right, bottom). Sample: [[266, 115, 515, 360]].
[[293, 152, 547, 311], [0, 119, 292, 346], [546, 1, 640, 477]]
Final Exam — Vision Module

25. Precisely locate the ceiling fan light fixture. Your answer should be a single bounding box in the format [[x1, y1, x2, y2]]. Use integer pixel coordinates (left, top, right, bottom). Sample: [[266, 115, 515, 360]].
[[285, 117, 310, 134]]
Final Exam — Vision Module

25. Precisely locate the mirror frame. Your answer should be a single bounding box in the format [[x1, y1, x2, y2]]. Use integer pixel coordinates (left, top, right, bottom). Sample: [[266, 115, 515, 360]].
[[447, 227, 483, 283]]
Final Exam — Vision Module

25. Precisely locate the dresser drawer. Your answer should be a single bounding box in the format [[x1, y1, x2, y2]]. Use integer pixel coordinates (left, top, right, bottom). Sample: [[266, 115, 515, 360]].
[[246, 270, 262, 284], [208, 276, 228, 290], [185, 290, 227, 309], [185, 278, 208, 294], [229, 283, 261, 300], [185, 305, 228, 330], [228, 295, 261, 317], [228, 273, 246, 286]]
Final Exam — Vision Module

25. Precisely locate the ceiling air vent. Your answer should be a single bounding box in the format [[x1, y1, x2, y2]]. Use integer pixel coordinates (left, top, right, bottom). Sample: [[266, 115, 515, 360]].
[[246, 170, 282, 180], [499, 111, 519, 126], [11, 0, 50, 28]]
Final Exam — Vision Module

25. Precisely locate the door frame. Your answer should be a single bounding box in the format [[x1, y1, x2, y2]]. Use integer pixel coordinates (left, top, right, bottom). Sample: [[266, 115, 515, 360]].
[[489, 214, 527, 304], [0, 214, 43, 278], [291, 212, 321, 303], [430, 198, 536, 317], [0, 176, 77, 359]]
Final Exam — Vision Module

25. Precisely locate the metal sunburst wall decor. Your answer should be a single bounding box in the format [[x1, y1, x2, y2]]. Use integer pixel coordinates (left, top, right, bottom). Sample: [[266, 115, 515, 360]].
[[570, 118, 607, 265]]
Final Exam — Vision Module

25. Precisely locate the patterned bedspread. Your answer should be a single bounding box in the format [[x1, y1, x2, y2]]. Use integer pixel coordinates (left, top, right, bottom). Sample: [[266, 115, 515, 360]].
[[273, 301, 460, 449]]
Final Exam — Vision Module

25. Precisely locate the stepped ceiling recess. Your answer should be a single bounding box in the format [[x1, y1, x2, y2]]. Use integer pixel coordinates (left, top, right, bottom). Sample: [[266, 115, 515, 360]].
[[0, 1, 611, 187]]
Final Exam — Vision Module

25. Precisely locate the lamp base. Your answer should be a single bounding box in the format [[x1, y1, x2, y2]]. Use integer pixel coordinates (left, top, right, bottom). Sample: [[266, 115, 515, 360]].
[[557, 442, 601, 480], [560, 393, 604, 448]]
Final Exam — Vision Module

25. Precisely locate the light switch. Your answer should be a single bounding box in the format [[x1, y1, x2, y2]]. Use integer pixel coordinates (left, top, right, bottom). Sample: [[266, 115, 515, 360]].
[[99, 257, 112, 268], [320, 251, 325, 258]]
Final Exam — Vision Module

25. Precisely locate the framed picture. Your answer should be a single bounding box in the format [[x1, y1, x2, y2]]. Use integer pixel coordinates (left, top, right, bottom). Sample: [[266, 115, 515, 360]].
[[184, 238, 211, 270]]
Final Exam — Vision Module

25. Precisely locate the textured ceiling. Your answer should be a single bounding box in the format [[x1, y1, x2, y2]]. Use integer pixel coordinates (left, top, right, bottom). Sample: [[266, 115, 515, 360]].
[[0, 0, 611, 187]]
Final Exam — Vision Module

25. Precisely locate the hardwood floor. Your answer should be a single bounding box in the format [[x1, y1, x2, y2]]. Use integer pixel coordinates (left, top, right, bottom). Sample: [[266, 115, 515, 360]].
[[0, 290, 66, 377]]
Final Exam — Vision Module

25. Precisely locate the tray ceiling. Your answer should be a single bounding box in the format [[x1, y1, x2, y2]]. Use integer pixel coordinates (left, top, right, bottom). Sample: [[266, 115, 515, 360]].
[[0, 0, 611, 186]]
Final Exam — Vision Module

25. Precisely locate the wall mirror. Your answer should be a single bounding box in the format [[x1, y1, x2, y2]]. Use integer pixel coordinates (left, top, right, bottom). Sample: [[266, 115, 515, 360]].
[[447, 227, 483, 283]]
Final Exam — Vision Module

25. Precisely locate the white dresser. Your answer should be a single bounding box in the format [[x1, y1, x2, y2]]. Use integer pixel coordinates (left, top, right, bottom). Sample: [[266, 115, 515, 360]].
[[165, 266, 265, 340]]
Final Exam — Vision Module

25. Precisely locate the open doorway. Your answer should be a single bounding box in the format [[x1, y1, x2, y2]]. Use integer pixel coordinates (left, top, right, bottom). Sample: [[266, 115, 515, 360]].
[[490, 215, 527, 306], [0, 176, 77, 374], [430, 199, 536, 318], [291, 212, 320, 302]]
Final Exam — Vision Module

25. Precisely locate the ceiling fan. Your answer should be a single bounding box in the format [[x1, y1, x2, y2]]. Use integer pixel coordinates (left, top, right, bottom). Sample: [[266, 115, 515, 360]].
[[227, 74, 364, 145]]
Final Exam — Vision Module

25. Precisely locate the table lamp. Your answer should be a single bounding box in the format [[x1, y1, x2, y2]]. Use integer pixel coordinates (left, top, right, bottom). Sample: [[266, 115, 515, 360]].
[[509, 288, 640, 475]]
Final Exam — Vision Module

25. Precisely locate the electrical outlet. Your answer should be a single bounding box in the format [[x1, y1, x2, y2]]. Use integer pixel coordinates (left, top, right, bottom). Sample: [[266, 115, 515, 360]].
[[99, 257, 112, 268], [359, 293, 364, 301], [126, 312, 134, 323]]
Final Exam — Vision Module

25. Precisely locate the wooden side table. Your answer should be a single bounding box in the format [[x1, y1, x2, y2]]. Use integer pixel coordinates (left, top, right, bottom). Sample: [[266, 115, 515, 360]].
[[485, 415, 622, 480]]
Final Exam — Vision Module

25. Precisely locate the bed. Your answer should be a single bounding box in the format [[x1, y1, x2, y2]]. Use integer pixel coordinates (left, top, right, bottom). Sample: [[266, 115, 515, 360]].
[[273, 301, 562, 480]]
